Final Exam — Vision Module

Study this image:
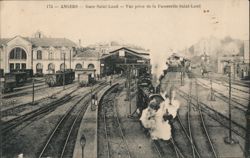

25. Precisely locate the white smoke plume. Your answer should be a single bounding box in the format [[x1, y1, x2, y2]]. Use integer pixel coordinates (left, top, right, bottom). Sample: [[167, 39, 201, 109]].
[[140, 96, 180, 141]]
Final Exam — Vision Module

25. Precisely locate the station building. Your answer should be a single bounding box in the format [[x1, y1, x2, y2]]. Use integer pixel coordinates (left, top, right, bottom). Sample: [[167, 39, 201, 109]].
[[100, 47, 150, 77], [217, 40, 249, 79], [0, 33, 101, 77], [0, 32, 150, 78]]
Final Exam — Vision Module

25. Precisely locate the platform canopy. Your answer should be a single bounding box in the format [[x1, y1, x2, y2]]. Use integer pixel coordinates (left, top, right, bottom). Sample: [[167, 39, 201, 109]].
[[100, 47, 151, 76]]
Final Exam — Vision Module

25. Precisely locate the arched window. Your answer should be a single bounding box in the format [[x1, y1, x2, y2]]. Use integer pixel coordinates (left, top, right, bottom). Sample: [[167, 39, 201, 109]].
[[9, 47, 27, 59], [36, 63, 43, 73], [88, 64, 95, 69], [37, 50, 42, 60], [48, 63, 55, 72], [60, 63, 67, 71], [75, 63, 82, 70], [48, 51, 53, 60]]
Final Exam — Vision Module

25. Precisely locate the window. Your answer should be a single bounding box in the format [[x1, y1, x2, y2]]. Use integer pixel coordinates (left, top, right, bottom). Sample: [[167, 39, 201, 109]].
[[88, 64, 95, 69], [36, 63, 43, 74], [48, 51, 53, 60], [16, 63, 21, 70], [37, 50, 42, 60], [75, 63, 82, 70], [61, 52, 66, 60], [9, 47, 27, 60], [48, 63, 55, 73], [10, 63, 14, 71], [21, 63, 26, 69], [48, 63, 54, 70], [60, 63, 67, 71]]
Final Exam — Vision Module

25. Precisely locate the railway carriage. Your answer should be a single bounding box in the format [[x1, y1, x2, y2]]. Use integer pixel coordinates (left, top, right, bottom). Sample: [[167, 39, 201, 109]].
[[45, 69, 75, 87], [78, 73, 96, 87], [0, 72, 27, 93]]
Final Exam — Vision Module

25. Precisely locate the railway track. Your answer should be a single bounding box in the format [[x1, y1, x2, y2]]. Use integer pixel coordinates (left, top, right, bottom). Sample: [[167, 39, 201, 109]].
[[194, 80, 247, 131], [1, 83, 79, 118], [195, 74, 249, 89], [186, 79, 218, 158], [152, 138, 185, 158], [38, 82, 108, 158], [177, 87, 246, 140], [2, 84, 47, 99], [174, 114, 201, 158], [98, 85, 131, 158], [196, 79, 249, 110], [1, 82, 106, 143]]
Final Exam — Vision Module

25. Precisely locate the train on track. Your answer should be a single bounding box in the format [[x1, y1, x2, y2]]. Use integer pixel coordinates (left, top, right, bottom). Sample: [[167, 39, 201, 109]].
[[0, 69, 33, 93], [137, 53, 191, 113], [45, 69, 75, 87], [78, 73, 96, 87]]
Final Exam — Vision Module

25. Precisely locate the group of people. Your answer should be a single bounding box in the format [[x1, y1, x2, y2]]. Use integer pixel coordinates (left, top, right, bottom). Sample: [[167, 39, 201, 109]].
[[139, 88, 180, 140]]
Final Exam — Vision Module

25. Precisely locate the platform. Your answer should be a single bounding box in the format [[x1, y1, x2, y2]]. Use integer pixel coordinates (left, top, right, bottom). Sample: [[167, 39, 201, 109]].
[[72, 78, 124, 158], [73, 79, 160, 158]]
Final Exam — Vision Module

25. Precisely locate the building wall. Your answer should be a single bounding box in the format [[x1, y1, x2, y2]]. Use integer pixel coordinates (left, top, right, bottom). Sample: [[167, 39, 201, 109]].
[[72, 58, 100, 75], [1, 36, 101, 76], [33, 46, 75, 74], [244, 40, 249, 63], [0, 47, 4, 71], [2, 36, 32, 73]]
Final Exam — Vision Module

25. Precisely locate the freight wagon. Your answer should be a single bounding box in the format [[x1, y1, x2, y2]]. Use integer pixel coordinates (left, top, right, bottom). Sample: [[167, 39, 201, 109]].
[[45, 69, 75, 87]]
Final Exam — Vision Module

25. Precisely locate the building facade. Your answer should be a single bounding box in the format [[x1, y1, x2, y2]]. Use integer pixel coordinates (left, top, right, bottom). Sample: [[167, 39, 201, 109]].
[[0, 34, 101, 77]]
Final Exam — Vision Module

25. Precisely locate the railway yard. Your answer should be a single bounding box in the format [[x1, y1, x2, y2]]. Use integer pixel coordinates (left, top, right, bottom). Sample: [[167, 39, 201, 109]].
[[1, 1, 250, 157], [0, 70, 249, 158], [0, 54, 249, 158]]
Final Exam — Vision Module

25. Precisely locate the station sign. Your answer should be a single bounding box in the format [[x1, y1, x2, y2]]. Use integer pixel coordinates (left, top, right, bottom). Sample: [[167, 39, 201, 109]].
[[137, 60, 145, 63], [119, 50, 125, 57]]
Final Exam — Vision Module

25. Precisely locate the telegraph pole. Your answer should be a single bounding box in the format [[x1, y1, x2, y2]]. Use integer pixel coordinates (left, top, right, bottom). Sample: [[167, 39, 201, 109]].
[[31, 48, 35, 105], [63, 53, 66, 90], [246, 104, 250, 157], [128, 66, 131, 115], [224, 66, 237, 144], [70, 49, 72, 69]]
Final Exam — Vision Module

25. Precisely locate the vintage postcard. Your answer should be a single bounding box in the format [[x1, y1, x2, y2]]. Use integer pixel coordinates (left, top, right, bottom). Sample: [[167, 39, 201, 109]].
[[0, 0, 249, 158]]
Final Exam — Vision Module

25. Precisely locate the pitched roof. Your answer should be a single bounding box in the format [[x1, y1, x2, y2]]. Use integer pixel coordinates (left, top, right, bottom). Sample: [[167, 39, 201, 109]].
[[0, 36, 77, 47], [101, 47, 150, 59], [0, 38, 11, 45], [75, 48, 99, 58], [26, 38, 77, 47]]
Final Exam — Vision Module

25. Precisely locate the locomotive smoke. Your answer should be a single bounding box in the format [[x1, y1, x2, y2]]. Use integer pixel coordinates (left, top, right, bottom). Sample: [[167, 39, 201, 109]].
[[140, 52, 182, 141], [140, 97, 180, 141]]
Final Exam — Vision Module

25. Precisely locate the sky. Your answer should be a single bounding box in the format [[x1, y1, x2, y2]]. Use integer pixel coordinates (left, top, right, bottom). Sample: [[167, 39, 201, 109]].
[[0, 0, 249, 75]]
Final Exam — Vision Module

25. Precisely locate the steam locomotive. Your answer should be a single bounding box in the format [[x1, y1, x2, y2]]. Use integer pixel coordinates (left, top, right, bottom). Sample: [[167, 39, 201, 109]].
[[137, 53, 190, 114]]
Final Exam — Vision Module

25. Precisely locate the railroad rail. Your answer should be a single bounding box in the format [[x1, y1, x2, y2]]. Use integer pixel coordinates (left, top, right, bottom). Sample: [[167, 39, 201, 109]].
[[38, 82, 108, 158], [175, 114, 201, 158], [177, 88, 246, 140], [1, 82, 106, 144], [98, 85, 131, 158], [194, 80, 247, 132], [188, 79, 218, 158], [196, 79, 249, 110], [152, 138, 184, 158], [1, 83, 79, 116], [2, 82, 47, 99], [1, 85, 78, 118]]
